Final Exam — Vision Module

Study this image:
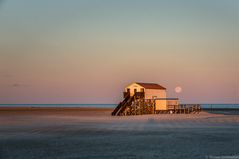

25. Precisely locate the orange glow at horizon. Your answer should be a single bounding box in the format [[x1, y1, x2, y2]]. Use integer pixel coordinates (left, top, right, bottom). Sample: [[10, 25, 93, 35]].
[[0, 0, 238, 104]]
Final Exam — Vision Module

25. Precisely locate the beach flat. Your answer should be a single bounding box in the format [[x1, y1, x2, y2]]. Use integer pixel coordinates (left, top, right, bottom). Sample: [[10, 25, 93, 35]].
[[0, 108, 239, 159]]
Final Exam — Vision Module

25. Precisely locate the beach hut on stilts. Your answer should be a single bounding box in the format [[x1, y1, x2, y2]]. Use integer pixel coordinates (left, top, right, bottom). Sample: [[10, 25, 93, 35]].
[[112, 82, 201, 116]]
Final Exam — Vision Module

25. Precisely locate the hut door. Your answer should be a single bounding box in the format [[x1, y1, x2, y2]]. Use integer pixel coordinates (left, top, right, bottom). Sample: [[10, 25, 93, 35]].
[[127, 88, 130, 95], [127, 88, 130, 93]]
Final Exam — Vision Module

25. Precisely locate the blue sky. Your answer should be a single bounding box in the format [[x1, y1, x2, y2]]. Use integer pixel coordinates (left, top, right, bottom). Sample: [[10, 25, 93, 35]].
[[0, 0, 239, 104]]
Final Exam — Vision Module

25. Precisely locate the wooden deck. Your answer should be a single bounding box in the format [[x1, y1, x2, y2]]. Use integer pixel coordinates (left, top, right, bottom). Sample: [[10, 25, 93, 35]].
[[112, 96, 201, 116], [157, 104, 201, 114]]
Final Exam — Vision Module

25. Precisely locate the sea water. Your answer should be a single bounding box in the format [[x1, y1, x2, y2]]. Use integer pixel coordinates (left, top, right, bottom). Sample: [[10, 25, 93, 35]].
[[0, 104, 239, 109], [0, 104, 117, 108]]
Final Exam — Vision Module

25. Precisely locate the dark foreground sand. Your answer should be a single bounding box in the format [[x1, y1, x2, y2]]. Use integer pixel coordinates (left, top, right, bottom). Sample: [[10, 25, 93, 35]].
[[0, 107, 239, 159]]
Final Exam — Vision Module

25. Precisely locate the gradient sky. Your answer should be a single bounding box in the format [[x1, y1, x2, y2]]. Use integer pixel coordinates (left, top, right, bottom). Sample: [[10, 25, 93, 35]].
[[0, 0, 239, 104]]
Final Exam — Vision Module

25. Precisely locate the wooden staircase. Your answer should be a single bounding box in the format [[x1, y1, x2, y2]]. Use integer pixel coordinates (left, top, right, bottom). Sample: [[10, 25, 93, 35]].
[[112, 93, 135, 116]]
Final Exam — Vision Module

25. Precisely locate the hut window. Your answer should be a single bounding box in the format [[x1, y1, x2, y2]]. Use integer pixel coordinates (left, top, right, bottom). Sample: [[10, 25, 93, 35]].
[[127, 88, 130, 93], [134, 89, 137, 93]]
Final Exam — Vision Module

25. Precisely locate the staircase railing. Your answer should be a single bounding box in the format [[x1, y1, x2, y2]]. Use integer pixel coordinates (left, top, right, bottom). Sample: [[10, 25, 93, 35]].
[[116, 94, 135, 116], [111, 92, 130, 116]]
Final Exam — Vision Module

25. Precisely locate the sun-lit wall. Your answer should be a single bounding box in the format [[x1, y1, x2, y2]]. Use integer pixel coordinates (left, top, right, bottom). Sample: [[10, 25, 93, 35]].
[[125, 83, 144, 97], [155, 100, 167, 110], [144, 89, 166, 100], [155, 99, 179, 110]]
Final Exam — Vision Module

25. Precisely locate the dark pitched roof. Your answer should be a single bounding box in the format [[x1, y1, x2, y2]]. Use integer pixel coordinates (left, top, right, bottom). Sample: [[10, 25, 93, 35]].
[[136, 82, 166, 90]]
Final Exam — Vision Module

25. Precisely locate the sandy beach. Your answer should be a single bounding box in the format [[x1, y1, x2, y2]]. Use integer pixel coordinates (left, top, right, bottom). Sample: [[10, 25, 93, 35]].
[[0, 107, 239, 159]]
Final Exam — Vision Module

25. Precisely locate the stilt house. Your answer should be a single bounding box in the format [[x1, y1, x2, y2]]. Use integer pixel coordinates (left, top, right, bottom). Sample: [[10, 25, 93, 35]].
[[112, 82, 201, 116]]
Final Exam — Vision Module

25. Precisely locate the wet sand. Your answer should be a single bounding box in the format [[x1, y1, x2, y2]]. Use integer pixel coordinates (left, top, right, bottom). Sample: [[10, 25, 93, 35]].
[[0, 107, 239, 159]]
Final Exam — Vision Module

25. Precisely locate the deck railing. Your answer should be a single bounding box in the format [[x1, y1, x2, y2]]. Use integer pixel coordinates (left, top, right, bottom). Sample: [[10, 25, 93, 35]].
[[135, 92, 145, 98], [123, 92, 145, 98], [166, 104, 201, 114]]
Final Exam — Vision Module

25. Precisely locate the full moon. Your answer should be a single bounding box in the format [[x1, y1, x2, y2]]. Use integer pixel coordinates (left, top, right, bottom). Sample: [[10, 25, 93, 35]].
[[175, 86, 182, 93]]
